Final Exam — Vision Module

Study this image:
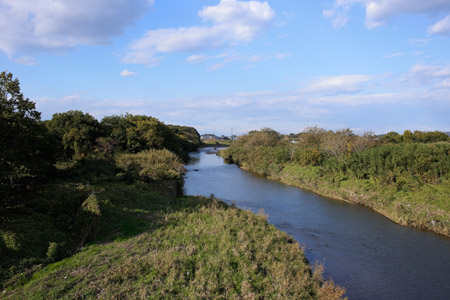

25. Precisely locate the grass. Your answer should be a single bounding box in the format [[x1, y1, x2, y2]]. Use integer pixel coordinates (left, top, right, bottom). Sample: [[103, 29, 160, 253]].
[[219, 142, 450, 237], [1, 158, 346, 299], [3, 195, 346, 299], [273, 163, 450, 236], [201, 139, 233, 147]]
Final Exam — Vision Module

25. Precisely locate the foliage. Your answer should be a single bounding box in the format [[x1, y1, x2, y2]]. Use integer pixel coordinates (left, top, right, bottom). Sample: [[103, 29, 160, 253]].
[[381, 130, 450, 144], [99, 115, 131, 153], [222, 129, 450, 236], [237, 128, 282, 147], [5, 197, 345, 300], [116, 149, 186, 182], [45, 110, 101, 160], [0, 71, 56, 202], [168, 124, 201, 151], [124, 115, 182, 156]]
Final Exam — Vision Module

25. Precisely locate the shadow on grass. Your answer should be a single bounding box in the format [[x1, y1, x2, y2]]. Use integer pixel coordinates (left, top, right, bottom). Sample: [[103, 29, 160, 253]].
[[1, 158, 211, 291]]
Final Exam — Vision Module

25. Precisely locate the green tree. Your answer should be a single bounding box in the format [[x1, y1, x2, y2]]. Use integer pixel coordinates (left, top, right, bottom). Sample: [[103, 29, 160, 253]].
[[100, 115, 131, 153], [0, 71, 56, 202], [46, 110, 101, 160], [381, 131, 401, 144], [125, 115, 186, 159]]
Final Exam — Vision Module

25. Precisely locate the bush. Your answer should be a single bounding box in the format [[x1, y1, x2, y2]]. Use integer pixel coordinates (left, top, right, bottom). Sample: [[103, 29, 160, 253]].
[[116, 149, 186, 182], [46, 242, 61, 262]]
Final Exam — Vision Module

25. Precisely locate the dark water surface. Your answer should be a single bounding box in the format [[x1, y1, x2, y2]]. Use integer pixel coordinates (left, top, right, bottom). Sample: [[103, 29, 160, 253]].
[[183, 147, 450, 300]]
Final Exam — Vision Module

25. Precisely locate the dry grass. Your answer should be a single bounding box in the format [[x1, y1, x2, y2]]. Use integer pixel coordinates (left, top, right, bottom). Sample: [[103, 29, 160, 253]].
[[4, 197, 346, 299]]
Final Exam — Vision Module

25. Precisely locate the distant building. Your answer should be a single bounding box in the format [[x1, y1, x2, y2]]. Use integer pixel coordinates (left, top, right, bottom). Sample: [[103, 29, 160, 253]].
[[200, 134, 218, 140]]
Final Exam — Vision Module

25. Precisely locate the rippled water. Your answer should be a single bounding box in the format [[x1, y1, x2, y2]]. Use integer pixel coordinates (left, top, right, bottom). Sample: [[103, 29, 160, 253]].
[[183, 147, 450, 300]]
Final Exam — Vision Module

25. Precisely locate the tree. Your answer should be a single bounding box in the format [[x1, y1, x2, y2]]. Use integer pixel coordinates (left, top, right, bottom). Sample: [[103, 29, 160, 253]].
[[46, 110, 101, 159], [322, 129, 354, 157], [1, 71, 56, 202], [381, 131, 401, 144], [299, 126, 327, 147], [100, 115, 131, 153], [246, 128, 281, 146], [125, 114, 186, 160]]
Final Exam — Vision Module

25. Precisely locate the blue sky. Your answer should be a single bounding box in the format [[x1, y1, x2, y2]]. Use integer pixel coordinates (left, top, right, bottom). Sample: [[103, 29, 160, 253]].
[[1, 0, 450, 135]]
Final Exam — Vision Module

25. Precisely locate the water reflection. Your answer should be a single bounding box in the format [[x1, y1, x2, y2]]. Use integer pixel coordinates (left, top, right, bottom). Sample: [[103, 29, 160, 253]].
[[184, 148, 450, 300]]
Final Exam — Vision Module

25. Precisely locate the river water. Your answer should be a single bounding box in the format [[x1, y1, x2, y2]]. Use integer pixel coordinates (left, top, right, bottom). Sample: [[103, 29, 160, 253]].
[[183, 147, 450, 300]]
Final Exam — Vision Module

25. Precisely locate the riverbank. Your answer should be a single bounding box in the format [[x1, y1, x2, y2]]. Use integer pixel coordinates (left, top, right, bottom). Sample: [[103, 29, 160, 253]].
[[219, 148, 450, 238], [2, 157, 346, 299]]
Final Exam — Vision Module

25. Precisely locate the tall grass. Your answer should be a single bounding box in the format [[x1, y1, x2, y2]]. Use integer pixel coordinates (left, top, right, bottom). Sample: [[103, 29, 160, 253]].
[[5, 198, 346, 300], [220, 141, 450, 236]]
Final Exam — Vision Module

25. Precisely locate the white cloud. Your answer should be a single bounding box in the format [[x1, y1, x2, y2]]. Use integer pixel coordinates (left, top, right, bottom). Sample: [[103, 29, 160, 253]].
[[208, 63, 226, 71], [405, 63, 450, 89], [33, 64, 450, 135], [428, 15, 450, 37], [186, 54, 213, 64], [248, 54, 273, 63], [439, 78, 450, 88], [123, 0, 274, 66], [324, 0, 450, 30], [12, 56, 37, 66], [383, 52, 404, 58], [322, 8, 350, 28], [120, 70, 139, 77], [186, 51, 289, 71], [409, 38, 432, 45], [0, 0, 153, 59], [303, 75, 372, 93], [410, 64, 450, 78]]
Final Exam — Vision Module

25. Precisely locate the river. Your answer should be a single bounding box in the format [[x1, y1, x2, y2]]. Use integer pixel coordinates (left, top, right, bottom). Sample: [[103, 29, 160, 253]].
[[183, 147, 450, 300]]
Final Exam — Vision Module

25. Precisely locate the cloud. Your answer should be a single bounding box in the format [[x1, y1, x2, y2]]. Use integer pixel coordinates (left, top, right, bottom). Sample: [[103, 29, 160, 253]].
[[33, 64, 450, 135], [324, 0, 450, 29], [383, 52, 404, 58], [186, 54, 213, 64], [207, 63, 226, 71], [123, 0, 275, 66], [303, 75, 372, 93], [402, 63, 450, 89], [186, 51, 289, 71], [322, 7, 350, 28], [410, 63, 450, 78], [428, 15, 450, 37], [409, 38, 431, 45], [120, 70, 139, 77], [12, 56, 38, 66], [0, 0, 153, 58], [439, 78, 450, 88]]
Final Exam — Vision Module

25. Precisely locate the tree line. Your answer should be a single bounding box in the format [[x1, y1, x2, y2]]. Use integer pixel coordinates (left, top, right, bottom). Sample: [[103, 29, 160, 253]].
[[0, 71, 200, 204], [222, 126, 450, 187]]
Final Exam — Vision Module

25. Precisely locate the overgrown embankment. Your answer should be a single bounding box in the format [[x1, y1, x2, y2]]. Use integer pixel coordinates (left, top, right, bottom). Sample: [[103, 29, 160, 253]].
[[3, 195, 345, 299], [1, 153, 345, 299], [220, 129, 450, 237]]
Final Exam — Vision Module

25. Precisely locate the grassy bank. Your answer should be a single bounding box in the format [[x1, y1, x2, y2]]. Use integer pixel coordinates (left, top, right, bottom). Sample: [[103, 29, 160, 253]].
[[3, 194, 345, 299], [220, 140, 450, 237], [1, 156, 345, 299], [201, 139, 233, 147]]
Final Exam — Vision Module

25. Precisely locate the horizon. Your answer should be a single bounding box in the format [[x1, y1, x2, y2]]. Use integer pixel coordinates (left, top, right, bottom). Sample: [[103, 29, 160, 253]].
[[2, 0, 450, 136]]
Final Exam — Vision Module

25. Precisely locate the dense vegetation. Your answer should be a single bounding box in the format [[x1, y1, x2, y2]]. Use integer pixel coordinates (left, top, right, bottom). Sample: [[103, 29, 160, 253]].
[[3, 193, 345, 299], [221, 127, 450, 236], [1, 72, 345, 298]]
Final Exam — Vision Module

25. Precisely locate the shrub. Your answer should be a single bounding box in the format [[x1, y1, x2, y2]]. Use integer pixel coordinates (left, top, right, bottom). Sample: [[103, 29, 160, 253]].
[[116, 149, 186, 182], [46, 242, 60, 262]]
